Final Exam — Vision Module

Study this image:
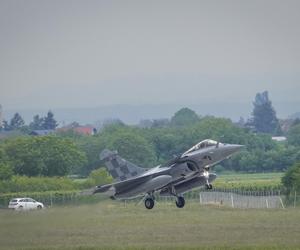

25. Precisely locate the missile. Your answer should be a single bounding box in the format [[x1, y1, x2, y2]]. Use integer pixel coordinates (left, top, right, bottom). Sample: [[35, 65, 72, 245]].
[[160, 173, 217, 196]]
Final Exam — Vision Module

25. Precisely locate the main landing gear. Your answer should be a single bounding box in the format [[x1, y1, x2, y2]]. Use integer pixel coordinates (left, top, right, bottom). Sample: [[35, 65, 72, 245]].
[[175, 196, 185, 208], [170, 185, 185, 208], [144, 192, 156, 209], [144, 197, 155, 209], [144, 192, 186, 209]]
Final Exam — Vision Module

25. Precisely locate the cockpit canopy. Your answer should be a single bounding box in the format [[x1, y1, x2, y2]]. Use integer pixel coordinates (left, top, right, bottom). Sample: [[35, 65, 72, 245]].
[[184, 139, 218, 154]]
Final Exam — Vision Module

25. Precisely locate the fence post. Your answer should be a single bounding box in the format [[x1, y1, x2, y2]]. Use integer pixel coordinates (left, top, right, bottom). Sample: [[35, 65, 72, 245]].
[[199, 192, 202, 204], [279, 197, 285, 209], [231, 194, 234, 208], [294, 191, 297, 208]]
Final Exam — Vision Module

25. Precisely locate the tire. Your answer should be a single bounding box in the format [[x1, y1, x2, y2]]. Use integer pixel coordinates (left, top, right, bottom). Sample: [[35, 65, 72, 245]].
[[175, 196, 185, 208], [37, 205, 42, 210], [144, 198, 155, 209], [205, 183, 213, 190]]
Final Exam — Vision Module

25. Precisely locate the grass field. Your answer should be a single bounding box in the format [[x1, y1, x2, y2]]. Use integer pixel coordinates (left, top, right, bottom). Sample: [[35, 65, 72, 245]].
[[1, 200, 300, 250], [213, 172, 283, 190]]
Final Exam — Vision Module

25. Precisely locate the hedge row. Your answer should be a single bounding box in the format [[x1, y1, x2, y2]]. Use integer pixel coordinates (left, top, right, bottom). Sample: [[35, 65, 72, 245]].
[[0, 190, 105, 208], [0, 176, 80, 193]]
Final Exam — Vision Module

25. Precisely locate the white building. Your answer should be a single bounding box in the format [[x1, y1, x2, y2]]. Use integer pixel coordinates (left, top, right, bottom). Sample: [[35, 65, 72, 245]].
[[272, 136, 287, 142]]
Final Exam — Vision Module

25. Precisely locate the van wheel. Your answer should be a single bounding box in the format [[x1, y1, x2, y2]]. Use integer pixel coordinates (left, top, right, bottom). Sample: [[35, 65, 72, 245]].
[[37, 205, 42, 210]]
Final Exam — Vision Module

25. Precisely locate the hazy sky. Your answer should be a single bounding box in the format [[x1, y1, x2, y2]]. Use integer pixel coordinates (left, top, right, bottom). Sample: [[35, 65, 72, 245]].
[[0, 0, 299, 114]]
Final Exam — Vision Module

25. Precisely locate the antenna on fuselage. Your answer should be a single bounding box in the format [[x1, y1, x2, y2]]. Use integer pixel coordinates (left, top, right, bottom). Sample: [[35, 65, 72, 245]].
[[216, 135, 224, 148]]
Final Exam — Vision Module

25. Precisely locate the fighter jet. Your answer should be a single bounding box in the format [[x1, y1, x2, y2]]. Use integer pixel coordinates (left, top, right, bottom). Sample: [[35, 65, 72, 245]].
[[93, 139, 243, 209]]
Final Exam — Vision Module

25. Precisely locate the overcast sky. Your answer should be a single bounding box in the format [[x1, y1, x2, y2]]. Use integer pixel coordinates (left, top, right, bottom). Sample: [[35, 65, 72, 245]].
[[0, 0, 299, 117]]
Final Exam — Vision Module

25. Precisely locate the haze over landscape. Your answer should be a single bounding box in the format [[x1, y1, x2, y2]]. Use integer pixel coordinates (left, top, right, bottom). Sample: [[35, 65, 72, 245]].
[[1, 0, 299, 124], [2, 3, 300, 249]]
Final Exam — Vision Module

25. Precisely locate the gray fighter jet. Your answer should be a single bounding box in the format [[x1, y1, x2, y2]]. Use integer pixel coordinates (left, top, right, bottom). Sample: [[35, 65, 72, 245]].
[[93, 139, 243, 209]]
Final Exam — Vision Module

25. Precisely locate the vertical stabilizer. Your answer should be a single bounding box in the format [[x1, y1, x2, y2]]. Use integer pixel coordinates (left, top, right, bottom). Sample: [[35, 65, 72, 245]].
[[100, 149, 146, 181]]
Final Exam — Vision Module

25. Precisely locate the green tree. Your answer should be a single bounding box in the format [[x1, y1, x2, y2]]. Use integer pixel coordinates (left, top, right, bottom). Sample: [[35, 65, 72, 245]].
[[287, 124, 300, 146], [2, 120, 10, 131], [282, 162, 300, 194], [39, 137, 87, 176], [292, 118, 300, 127], [0, 147, 13, 180], [57, 129, 107, 175], [10, 113, 25, 130], [43, 111, 58, 129], [50, 108, 300, 174], [0, 163, 14, 180], [250, 91, 281, 134], [171, 108, 199, 127], [77, 136, 104, 175], [106, 130, 156, 168], [150, 131, 179, 162], [152, 119, 170, 128], [3, 136, 87, 177], [87, 168, 113, 186], [29, 115, 44, 130]]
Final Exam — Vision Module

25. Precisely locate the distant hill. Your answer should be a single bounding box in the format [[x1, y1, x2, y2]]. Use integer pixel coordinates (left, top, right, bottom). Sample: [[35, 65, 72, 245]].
[[289, 112, 300, 119], [3, 101, 300, 126], [4, 103, 252, 125]]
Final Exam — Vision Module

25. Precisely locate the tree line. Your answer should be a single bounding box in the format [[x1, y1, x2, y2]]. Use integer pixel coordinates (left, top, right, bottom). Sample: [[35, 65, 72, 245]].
[[0, 91, 283, 135], [2, 112, 299, 178], [0, 111, 58, 132], [1, 91, 300, 193]]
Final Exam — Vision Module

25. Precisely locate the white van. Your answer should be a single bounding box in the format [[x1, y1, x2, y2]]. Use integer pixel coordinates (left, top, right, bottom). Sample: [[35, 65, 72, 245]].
[[8, 198, 44, 211]]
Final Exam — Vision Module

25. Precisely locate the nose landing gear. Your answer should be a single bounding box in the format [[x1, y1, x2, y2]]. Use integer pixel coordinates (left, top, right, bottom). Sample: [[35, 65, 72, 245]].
[[203, 169, 213, 190], [205, 183, 213, 190]]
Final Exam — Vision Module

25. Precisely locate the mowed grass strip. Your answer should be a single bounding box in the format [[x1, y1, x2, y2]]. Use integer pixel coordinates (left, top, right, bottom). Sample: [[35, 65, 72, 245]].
[[213, 172, 283, 190], [0, 201, 300, 250]]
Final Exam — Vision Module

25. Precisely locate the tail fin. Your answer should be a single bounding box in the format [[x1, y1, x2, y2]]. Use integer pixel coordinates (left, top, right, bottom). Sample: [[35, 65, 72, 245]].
[[100, 149, 146, 181]]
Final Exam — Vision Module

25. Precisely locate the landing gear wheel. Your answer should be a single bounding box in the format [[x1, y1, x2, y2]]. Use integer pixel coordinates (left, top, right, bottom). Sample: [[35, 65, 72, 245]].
[[144, 198, 155, 209], [175, 196, 185, 208], [205, 183, 213, 190]]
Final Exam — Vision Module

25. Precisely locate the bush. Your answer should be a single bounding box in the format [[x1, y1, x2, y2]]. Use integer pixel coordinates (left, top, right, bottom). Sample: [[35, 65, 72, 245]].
[[0, 163, 13, 180], [214, 165, 225, 173], [282, 162, 300, 195], [3, 136, 87, 177], [78, 168, 113, 189], [0, 175, 78, 193]]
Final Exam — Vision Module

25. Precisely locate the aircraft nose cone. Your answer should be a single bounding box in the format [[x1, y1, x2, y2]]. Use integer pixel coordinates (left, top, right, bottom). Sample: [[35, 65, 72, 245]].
[[232, 144, 244, 151], [225, 144, 244, 155]]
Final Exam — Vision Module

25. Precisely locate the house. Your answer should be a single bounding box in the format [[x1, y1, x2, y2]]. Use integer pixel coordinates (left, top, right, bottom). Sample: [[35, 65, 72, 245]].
[[73, 126, 96, 135], [57, 125, 96, 135]]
